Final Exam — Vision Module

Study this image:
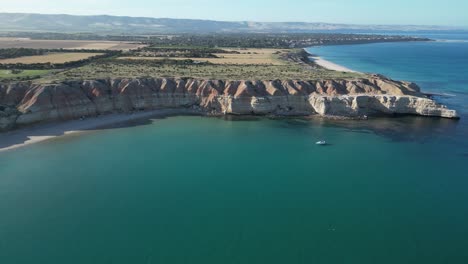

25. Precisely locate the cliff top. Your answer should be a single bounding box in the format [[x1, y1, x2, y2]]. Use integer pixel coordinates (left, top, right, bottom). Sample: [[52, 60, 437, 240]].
[[0, 34, 424, 83], [29, 48, 363, 84]]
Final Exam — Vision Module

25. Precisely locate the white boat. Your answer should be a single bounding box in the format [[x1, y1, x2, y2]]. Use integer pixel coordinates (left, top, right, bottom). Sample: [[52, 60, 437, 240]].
[[316, 141, 327, 145]]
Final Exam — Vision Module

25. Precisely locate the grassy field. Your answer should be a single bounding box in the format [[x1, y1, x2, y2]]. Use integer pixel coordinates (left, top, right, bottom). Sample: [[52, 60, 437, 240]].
[[0, 69, 51, 80], [0, 53, 104, 64], [40, 60, 363, 83], [119, 48, 289, 65], [0, 38, 146, 50], [0, 45, 364, 83]]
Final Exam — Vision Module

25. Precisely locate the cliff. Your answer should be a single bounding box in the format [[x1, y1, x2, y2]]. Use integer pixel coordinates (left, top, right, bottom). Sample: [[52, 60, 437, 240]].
[[0, 76, 458, 131]]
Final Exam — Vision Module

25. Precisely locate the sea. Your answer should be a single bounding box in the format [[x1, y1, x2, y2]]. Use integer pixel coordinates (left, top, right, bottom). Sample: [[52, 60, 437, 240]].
[[0, 33, 467, 263]]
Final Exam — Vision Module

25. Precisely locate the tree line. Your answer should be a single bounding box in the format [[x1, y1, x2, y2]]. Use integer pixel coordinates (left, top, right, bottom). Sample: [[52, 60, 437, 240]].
[[142, 33, 429, 49], [0, 51, 121, 70], [0, 48, 46, 59]]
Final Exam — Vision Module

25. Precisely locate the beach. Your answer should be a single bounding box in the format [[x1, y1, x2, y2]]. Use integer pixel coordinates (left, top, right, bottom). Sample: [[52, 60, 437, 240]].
[[0, 109, 200, 153], [309, 56, 359, 73]]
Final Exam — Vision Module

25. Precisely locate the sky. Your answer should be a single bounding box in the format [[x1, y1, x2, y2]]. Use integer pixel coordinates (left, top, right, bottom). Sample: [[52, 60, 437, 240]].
[[1, 0, 467, 27]]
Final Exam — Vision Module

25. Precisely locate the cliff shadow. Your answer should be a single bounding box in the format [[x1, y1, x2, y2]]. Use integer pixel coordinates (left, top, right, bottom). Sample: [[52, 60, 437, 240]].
[[0, 112, 202, 152], [316, 115, 463, 143]]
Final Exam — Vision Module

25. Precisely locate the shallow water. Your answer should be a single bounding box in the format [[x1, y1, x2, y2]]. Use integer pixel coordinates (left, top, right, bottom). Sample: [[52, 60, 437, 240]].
[[0, 115, 467, 263], [1, 34, 468, 263]]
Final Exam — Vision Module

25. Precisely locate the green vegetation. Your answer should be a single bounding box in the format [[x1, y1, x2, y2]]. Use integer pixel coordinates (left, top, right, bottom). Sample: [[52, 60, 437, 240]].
[[0, 46, 365, 83], [39, 58, 362, 83], [0, 48, 45, 59], [129, 46, 238, 58], [0, 69, 51, 80], [121, 47, 288, 65], [0, 34, 392, 83], [142, 34, 428, 49], [1, 32, 428, 48]]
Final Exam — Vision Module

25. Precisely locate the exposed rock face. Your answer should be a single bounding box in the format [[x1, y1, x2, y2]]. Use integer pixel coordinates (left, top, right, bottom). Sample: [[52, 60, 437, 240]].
[[0, 76, 459, 131], [0, 105, 20, 131]]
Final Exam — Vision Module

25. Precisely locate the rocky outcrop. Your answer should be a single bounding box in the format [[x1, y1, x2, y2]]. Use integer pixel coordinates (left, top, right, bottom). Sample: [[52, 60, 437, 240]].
[[0, 105, 20, 131], [0, 76, 459, 131], [308, 95, 457, 118]]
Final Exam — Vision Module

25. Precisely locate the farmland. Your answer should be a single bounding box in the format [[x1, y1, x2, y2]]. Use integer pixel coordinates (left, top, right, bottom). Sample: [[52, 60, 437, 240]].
[[0, 38, 146, 50], [0, 33, 388, 83], [0, 52, 105, 64], [119, 48, 289, 65]]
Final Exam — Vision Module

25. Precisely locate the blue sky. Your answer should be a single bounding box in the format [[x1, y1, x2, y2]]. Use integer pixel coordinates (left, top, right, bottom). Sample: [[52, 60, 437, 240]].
[[2, 0, 467, 26]]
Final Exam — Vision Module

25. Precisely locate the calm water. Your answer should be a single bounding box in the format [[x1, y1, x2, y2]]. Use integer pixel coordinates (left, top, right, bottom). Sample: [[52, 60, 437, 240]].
[[306, 33, 468, 116], [1, 35, 468, 263]]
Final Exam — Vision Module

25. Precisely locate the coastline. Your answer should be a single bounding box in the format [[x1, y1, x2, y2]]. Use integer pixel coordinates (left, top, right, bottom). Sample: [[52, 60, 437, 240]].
[[304, 48, 360, 73], [1, 94, 459, 153], [0, 109, 201, 153], [0, 45, 460, 152], [309, 56, 360, 73]]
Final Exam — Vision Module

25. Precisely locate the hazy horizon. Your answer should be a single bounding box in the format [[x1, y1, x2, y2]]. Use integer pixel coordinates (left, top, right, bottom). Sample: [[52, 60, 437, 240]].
[[1, 0, 468, 27], [1, 11, 467, 29]]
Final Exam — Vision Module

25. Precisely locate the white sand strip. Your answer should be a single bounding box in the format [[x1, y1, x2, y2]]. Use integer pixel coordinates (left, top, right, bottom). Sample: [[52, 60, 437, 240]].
[[310, 56, 360, 73], [0, 109, 199, 153]]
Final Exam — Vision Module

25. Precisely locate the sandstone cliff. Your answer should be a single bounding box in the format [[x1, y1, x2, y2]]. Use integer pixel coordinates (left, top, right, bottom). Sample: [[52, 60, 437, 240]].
[[0, 76, 458, 131]]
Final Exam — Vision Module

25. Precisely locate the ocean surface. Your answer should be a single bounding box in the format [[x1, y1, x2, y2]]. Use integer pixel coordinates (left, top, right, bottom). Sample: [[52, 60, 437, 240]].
[[1, 33, 468, 263]]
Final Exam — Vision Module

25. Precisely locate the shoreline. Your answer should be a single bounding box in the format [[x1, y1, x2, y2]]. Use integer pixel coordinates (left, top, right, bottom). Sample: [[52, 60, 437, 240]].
[[309, 56, 360, 73], [0, 103, 460, 153], [0, 109, 201, 153], [304, 48, 360, 73]]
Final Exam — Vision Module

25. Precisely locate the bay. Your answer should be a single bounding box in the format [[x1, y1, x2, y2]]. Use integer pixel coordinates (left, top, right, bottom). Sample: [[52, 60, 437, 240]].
[[1, 33, 468, 263]]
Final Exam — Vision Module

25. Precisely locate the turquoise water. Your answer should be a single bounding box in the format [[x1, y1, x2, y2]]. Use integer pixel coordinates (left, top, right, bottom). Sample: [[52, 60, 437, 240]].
[[1, 35, 468, 263], [306, 34, 468, 116]]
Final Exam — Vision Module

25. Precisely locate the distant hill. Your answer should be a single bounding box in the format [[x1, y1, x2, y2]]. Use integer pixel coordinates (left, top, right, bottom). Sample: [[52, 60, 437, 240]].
[[0, 13, 465, 34]]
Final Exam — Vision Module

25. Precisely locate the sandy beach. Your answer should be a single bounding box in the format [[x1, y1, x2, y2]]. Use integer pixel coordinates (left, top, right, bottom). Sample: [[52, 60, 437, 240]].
[[309, 56, 359, 73], [0, 109, 200, 153]]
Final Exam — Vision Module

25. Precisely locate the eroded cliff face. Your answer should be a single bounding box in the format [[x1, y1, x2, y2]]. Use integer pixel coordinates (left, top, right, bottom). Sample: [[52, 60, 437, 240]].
[[0, 76, 458, 131]]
